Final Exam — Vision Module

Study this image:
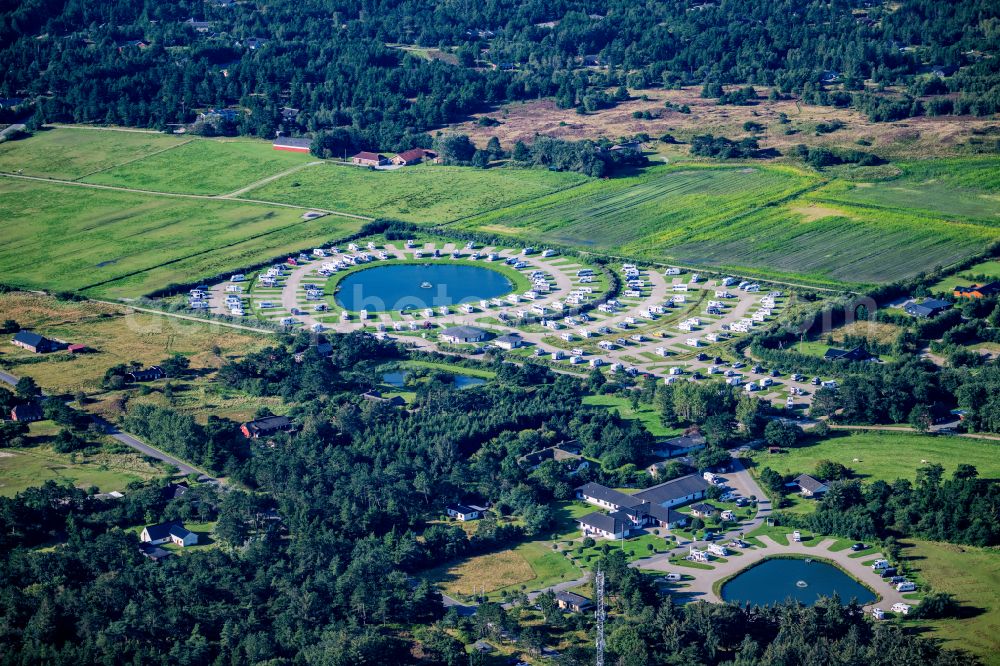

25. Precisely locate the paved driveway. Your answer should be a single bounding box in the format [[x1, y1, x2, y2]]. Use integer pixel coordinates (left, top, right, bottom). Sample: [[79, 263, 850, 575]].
[[642, 534, 912, 611]]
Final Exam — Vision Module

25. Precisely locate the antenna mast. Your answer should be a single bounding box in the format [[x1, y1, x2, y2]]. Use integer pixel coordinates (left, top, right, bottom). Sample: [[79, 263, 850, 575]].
[[595, 569, 606, 666]]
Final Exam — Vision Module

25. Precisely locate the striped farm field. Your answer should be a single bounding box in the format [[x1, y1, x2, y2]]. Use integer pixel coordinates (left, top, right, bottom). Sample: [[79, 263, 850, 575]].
[[454, 164, 816, 248], [662, 203, 998, 285], [454, 162, 1000, 287]]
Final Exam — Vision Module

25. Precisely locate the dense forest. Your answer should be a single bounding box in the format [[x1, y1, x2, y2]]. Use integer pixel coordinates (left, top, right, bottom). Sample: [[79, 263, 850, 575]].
[[1, 0, 998, 149], [0, 324, 985, 664]]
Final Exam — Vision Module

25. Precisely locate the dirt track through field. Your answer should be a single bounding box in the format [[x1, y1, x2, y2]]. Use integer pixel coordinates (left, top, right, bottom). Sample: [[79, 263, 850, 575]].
[[0, 172, 372, 220], [220, 160, 324, 198]]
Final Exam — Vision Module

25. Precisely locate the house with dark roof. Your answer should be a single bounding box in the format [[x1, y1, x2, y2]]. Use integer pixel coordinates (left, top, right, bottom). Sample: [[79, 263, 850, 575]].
[[904, 298, 952, 318], [689, 502, 718, 518], [823, 346, 880, 363], [655, 431, 706, 458], [240, 415, 292, 438], [492, 333, 523, 350], [391, 148, 436, 166], [351, 151, 388, 167], [792, 473, 829, 497], [578, 510, 633, 539], [954, 281, 1000, 299], [555, 591, 593, 612], [140, 521, 198, 547], [273, 136, 312, 153], [11, 330, 57, 354], [439, 325, 488, 344], [519, 444, 588, 473], [184, 18, 213, 32], [361, 390, 406, 407], [10, 403, 43, 422], [160, 482, 189, 502], [576, 482, 637, 511], [609, 141, 642, 154], [446, 504, 487, 521], [126, 366, 164, 383], [632, 474, 710, 508], [620, 502, 688, 529]]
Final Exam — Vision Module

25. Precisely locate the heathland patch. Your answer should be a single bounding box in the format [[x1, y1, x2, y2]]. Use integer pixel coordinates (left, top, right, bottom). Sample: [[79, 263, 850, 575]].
[[0, 292, 269, 396], [245, 161, 588, 223]]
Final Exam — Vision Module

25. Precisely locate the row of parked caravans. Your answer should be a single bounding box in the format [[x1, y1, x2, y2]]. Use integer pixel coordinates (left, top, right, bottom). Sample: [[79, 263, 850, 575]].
[[871, 559, 917, 592], [403, 240, 558, 258]]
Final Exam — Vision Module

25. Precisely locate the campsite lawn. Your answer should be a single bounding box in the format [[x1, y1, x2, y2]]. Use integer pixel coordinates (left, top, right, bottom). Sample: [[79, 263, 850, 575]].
[[0, 127, 187, 180], [0, 422, 163, 497], [0, 178, 363, 298], [83, 138, 315, 195], [902, 540, 1000, 664], [582, 394, 683, 438], [749, 431, 1000, 484], [246, 161, 588, 223]]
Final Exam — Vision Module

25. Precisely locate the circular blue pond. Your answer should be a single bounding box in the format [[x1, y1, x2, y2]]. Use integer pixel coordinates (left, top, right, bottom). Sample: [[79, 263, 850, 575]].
[[334, 264, 513, 311], [720, 558, 876, 607]]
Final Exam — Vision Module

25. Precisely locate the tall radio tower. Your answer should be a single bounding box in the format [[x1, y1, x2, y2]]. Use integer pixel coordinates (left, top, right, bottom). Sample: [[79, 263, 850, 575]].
[[595, 569, 606, 666]]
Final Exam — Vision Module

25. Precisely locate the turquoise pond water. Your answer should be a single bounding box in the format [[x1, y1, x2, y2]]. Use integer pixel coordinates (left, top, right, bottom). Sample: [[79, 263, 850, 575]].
[[334, 264, 513, 311], [383, 370, 486, 389], [720, 558, 876, 606]]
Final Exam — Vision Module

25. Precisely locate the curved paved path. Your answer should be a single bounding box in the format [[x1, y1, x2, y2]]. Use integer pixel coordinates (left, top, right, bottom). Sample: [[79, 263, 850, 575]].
[[0, 371, 215, 482], [640, 534, 910, 611]]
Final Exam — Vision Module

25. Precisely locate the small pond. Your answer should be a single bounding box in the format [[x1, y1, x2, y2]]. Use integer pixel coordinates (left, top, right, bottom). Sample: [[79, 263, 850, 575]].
[[720, 558, 876, 607], [383, 370, 486, 390], [334, 264, 513, 311]]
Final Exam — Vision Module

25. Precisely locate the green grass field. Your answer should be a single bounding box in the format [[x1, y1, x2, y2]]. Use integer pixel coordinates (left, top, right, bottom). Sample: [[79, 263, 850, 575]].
[[2, 128, 998, 294], [752, 431, 1000, 484], [0, 422, 163, 497], [582, 394, 683, 438], [0, 178, 363, 298], [246, 161, 588, 223], [83, 138, 315, 195], [902, 540, 1000, 664], [928, 259, 1000, 294], [811, 158, 1000, 222], [0, 127, 187, 180]]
